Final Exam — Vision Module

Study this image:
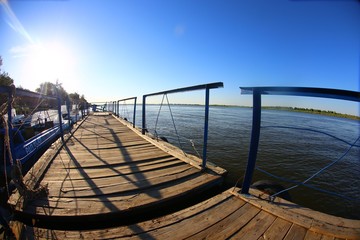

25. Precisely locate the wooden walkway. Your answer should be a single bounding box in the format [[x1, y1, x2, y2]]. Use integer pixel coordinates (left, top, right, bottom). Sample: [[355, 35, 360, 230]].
[[8, 113, 226, 229], [7, 113, 360, 239], [17, 188, 360, 239]]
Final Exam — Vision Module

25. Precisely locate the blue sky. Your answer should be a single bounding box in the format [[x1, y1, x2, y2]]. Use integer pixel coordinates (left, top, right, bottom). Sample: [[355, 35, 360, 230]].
[[0, 0, 359, 115]]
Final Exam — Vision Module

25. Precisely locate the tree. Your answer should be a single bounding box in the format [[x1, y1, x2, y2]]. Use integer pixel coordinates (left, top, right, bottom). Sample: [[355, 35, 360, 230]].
[[69, 92, 80, 103], [0, 56, 14, 86], [35, 81, 68, 104], [0, 56, 15, 106]]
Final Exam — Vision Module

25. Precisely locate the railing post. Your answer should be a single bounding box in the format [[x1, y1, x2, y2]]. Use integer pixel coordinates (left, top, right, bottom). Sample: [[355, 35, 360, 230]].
[[56, 88, 65, 143], [66, 96, 71, 126], [142, 96, 146, 134], [241, 89, 262, 194], [202, 87, 210, 169], [7, 88, 16, 163], [133, 97, 137, 128], [116, 100, 119, 117]]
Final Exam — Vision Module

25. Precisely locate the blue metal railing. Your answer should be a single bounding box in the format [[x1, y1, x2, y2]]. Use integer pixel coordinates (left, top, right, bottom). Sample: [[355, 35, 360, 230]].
[[142, 82, 224, 169], [239, 86, 360, 194], [116, 97, 137, 128], [0, 85, 71, 166]]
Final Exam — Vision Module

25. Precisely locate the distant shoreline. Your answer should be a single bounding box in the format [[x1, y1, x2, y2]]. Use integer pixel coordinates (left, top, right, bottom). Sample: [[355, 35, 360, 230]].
[[211, 105, 360, 120], [142, 103, 359, 120]]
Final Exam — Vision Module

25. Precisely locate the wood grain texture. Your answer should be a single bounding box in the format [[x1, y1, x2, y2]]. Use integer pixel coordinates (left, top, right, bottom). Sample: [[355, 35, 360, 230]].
[[9, 114, 225, 229]]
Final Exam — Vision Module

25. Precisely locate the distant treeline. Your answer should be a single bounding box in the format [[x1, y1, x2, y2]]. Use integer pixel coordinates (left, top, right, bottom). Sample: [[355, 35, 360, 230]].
[[262, 106, 360, 120]]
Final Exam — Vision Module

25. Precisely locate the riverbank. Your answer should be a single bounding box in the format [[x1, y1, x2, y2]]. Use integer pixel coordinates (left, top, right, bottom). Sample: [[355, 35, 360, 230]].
[[209, 105, 359, 120], [260, 106, 360, 120]]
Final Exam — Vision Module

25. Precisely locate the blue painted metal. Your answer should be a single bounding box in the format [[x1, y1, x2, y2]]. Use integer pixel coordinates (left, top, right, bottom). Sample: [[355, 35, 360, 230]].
[[0, 86, 70, 177], [143, 82, 224, 98], [65, 97, 71, 124], [133, 97, 137, 128], [117, 100, 119, 117], [202, 87, 210, 169], [241, 90, 262, 194], [239, 86, 360, 194], [7, 88, 15, 165], [141, 82, 224, 168], [142, 95, 146, 134], [240, 86, 360, 102], [116, 97, 137, 128], [56, 87, 65, 143]]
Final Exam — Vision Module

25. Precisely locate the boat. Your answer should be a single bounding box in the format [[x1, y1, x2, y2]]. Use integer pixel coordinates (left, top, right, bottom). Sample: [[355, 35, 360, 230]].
[[0, 86, 72, 182]]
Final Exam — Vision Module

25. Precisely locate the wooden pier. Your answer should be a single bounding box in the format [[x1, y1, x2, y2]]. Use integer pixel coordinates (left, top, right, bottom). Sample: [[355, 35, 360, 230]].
[[8, 113, 226, 231], [7, 113, 360, 239], [14, 188, 360, 239]]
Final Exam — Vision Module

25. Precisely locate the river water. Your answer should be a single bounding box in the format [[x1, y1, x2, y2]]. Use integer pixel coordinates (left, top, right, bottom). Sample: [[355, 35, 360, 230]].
[[128, 104, 360, 220]]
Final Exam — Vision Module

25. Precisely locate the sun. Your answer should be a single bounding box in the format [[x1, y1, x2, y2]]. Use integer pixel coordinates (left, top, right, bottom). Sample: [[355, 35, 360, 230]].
[[25, 41, 76, 90]]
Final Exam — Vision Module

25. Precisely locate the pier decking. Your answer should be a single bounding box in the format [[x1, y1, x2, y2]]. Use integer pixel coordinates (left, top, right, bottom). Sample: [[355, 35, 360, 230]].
[[7, 113, 360, 239], [17, 188, 360, 239], [8, 113, 226, 229]]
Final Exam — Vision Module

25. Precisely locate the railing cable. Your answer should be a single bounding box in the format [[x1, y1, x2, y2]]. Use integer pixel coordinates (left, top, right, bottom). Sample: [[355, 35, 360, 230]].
[[268, 135, 360, 201], [154, 94, 166, 139], [255, 166, 359, 202], [165, 94, 184, 151], [190, 139, 202, 159], [262, 125, 360, 148]]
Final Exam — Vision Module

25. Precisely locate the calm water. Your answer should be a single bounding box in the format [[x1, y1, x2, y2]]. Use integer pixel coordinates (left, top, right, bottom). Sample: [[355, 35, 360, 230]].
[[126, 104, 360, 219]]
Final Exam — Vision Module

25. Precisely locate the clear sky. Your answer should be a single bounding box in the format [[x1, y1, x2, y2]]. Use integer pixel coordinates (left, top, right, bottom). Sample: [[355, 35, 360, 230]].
[[0, 0, 359, 115]]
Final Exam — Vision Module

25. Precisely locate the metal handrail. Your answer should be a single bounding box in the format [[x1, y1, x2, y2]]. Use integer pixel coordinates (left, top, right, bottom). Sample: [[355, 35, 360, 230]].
[[0, 85, 70, 164], [142, 82, 224, 169], [116, 97, 137, 128], [239, 86, 360, 194]]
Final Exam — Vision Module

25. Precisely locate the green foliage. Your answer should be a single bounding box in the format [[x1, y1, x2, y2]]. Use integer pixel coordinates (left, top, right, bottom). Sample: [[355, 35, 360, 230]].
[[0, 72, 14, 87], [0, 56, 15, 106], [264, 106, 359, 120], [0, 56, 89, 113]]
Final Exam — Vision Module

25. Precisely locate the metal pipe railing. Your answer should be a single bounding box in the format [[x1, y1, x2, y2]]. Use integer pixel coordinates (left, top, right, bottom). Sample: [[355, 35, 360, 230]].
[[0, 86, 63, 163], [117, 97, 137, 128], [239, 86, 360, 194], [142, 82, 224, 169]]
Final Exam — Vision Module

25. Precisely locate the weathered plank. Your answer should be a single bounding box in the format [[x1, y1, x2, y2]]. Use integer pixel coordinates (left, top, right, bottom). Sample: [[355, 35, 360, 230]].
[[9, 114, 226, 233], [262, 217, 292, 240], [17, 188, 360, 240]]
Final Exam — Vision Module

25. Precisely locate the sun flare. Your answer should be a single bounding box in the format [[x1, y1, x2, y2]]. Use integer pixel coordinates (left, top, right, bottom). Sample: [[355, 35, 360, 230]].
[[24, 41, 76, 89]]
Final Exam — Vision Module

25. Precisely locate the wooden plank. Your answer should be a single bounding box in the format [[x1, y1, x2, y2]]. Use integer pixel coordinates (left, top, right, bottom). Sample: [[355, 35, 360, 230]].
[[304, 230, 324, 240], [60, 144, 162, 156], [44, 157, 181, 180], [229, 210, 276, 240], [232, 188, 360, 239], [44, 157, 183, 178], [283, 224, 307, 240], [45, 166, 198, 197], [28, 187, 235, 239], [51, 151, 172, 168], [129, 196, 247, 239], [22, 171, 221, 217], [187, 202, 260, 240], [320, 236, 335, 240], [262, 217, 292, 240]]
